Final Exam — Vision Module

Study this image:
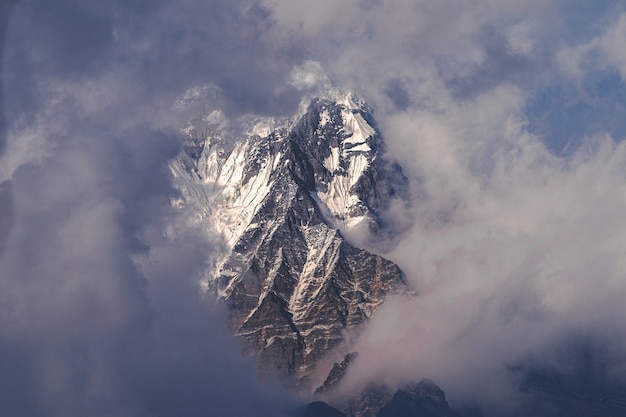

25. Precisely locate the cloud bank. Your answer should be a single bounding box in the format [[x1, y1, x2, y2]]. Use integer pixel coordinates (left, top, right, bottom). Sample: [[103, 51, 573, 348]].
[[0, 1, 302, 416], [258, 0, 626, 412], [254, 0, 626, 413]]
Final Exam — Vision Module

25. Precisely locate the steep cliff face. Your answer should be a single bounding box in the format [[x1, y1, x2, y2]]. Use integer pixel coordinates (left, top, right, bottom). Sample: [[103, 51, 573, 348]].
[[171, 94, 408, 388]]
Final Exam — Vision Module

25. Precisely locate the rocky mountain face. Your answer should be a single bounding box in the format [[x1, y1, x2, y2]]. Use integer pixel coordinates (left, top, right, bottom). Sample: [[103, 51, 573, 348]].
[[171, 94, 408, 391], [294, 381, 465, 417]]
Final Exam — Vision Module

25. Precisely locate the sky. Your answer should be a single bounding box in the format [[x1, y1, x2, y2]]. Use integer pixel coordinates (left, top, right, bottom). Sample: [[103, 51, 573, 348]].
[[2, 0, 626, 416]]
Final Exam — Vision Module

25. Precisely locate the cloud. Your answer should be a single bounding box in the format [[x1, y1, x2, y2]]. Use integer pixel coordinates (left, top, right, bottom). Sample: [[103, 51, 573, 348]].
[[0, 95, 295, 417], [331, 87, 626, 410], [0, 1, 303, 416], [4, 0, 626, 415], [2, 0, 306, 128], [0, 0, 18, 259], [259, 0, 626, 413], [445, 25, 534, 100]]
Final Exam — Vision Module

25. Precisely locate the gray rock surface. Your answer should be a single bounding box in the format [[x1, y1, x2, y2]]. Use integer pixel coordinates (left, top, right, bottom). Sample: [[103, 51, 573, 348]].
[[172, 95, 408, 389]]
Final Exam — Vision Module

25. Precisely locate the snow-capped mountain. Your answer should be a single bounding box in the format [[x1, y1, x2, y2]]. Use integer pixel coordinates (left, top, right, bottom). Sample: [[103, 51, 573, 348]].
[[170, 93, 408, 389]]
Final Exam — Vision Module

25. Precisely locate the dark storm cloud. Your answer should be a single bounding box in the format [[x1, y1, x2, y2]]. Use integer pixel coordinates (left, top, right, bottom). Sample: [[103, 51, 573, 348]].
[[0, 0, 303, 416], [0, 101, 296, 417], [3, 0, 305, 124], [114, 0, 304, 116]]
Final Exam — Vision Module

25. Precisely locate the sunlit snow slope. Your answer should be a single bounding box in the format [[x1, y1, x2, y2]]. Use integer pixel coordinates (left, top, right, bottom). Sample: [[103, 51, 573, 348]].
[[171, 94, 408, 388]]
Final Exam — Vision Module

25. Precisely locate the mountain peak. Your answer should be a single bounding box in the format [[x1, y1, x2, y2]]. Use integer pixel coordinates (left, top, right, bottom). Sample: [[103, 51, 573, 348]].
[[171, 94, 409, 389]]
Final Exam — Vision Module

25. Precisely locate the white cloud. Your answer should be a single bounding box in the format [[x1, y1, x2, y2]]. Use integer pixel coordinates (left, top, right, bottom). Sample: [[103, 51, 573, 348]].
[[341, 93, 626, 410], [252, 2, 626, 409], [337, 121, 626, 406]]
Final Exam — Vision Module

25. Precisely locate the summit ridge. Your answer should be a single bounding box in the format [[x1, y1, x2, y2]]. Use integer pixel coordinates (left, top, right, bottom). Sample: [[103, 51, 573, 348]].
[[171, 93, 408, 390]]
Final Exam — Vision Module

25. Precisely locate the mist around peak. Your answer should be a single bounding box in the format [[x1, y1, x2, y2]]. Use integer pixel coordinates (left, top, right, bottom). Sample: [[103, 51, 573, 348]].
[[3, 0, 626, 416]]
